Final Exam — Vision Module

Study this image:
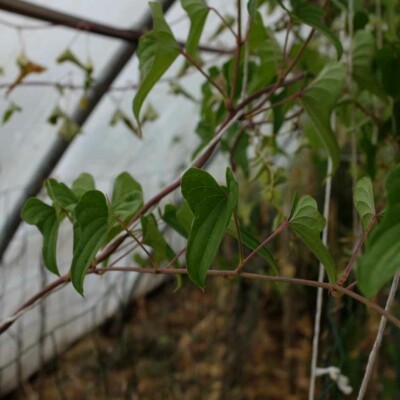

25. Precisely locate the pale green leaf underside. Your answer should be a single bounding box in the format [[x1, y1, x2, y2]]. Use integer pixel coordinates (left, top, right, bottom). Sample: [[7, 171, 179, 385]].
[[182, 168, 238, 288], [72, 173, 95, 199], [46, 178, 78, 210], [289, 194, 336, 282], [300, 63, 346, 172], [133, 2, 180, 122], [21, 198, 60, 275], [353, 177, 375, 230], [108, 172, 143, 242], [181, 0, 210, 58], [71, 191, 109, 295]]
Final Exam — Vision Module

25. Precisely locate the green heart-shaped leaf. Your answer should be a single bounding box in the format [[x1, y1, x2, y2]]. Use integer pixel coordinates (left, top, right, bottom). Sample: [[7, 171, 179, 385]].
[[300, 63, 346, 172], [71, 191, 109, 295], [182, 168, 238, 288], [354, 177, 375, 230], [133, 2, 180, 123], [21, 199, 60, 275], [357, 165, 400, 297], [290, 0, 343, 59], [46, 179, 78, 211], [71, 173, 96, 199], [141, 213, 176, 264], [289, 194, 336, 282], [108, 172, 143, 241], [181, 0, 210, 58]]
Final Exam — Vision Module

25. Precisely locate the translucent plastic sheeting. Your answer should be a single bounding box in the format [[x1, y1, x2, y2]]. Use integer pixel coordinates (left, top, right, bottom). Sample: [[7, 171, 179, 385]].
[[0, 0, 237, 394]]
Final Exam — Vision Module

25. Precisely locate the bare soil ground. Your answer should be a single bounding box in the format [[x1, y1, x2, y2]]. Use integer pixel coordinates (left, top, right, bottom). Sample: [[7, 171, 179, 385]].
[[8, 276, 316, 400]]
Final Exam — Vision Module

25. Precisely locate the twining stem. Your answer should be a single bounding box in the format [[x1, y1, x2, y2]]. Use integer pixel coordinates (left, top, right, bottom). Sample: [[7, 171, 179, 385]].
[[180, 49, 228, 100], [112, 213, 158, 271], [244, 28, 314, 116], [3, 263, 400, 336], [244, 89, 303, 119], [336, 213, 379, 287], [281, 20, 292, 73], [208, 7, 237, 40], [96, 110, 244, 264], [235, 73, 305, 111], [236, 220, 289, 272], [164, 247, 186, 270]]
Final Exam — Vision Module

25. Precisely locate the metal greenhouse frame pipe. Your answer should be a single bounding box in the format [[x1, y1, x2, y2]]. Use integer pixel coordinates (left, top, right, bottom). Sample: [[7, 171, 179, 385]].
[[0, 0, 177, 262], [0, 0, 232, 54]]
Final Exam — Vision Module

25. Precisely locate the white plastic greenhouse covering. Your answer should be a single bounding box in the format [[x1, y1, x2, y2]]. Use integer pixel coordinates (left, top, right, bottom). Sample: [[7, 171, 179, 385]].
[[0, 0, 246, 394]]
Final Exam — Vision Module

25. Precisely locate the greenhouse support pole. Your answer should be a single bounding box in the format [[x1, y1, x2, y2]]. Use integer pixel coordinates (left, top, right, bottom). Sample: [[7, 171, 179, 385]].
[[0, 0, 229, 54], [0, 0, 177, 263]]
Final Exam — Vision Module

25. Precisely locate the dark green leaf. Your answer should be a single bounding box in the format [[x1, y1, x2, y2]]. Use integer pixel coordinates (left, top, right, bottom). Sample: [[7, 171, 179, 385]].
[[133, 2, 180, 123], [377, 44, 400, 100], [45, 179, 78, 211], [182, 168, 238, 288], [111, 172, 142, 210], [141, 214, 176, 264], [247, 0, 257, 16], [21, 198, 60, 275], [353, 177, 375, 230], [71, 191, 109, 295], [162, 201, 194, 238], [181, 0, 210, 58], [352, 30, 385, 97], [300, 63, 346, 172], [290, 0, 343, 59], [289, 194, 336, 282], [357, 165, 400, 297]]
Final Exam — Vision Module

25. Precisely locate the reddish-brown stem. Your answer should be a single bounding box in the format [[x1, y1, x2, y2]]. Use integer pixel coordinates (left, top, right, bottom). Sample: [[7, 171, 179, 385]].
[[180, 49, 228, 100], [337, 214, 379, 287], [250, 109, 303, 127], [235, 73, 306, 111], [281, 20, 292, 73], [92, 266, 400, 331], [0, 275, 70, 334], [3, 265, 400, 335], [96, 110, 239, 265], [244, 28, 314, 116], [164, 246, 186, 270], [113, 213, 158, 271], [208, 7, 237, 40], [236, 220, 289, 272], [244, 89, 303, 119]]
